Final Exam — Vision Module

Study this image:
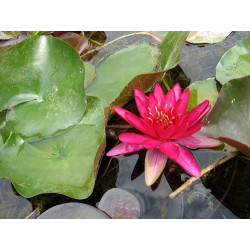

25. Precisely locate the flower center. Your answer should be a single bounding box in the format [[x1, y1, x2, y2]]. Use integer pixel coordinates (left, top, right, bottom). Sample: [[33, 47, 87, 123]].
[[148, 104, 177, 128]]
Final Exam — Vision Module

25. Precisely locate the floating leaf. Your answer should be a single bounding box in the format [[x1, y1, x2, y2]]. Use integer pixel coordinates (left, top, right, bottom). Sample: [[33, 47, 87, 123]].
[[154, 31, 168, 37], [79, 96, 108, 141], [0, 124, 99, 199], [0, 36, 86, 138], [187, 78, 221, 111], [86, 41, 161, 104], [216, 35, 250, 84], [0, 32, 30, 56], [202, 75, 250, 156], [186, 31, 232, 44], [0, 31, 20, 40], [0, 179, 32, 219], [37, 203, 110, 219], [179, 32, 250, 83], [58, 32, 89, 54], [0, 133, 2, 147], [28, 31, 52, 36], [111, 71, 165, 108], [159, 31, 189, 71], [84, 62, 96, 88], [98, 188, 141, 219]]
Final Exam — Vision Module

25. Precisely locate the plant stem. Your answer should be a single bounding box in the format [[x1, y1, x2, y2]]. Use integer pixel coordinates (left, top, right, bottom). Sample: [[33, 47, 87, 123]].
[[169, 151, 238, 198], [162, 78, 170, 91]]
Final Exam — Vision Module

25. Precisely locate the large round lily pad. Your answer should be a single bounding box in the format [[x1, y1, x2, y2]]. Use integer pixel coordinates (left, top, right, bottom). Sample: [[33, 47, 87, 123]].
[[86, 41, 161, 104], [37, 203, 110, 219], [216, 35, 250, 84], [98, 188, 141, 219], [0, 124, 99, 199], [187, 78, 221, 111], [0, 35, 86, 138], [202, 75, 250, 156], [186, 31, 232, 44]]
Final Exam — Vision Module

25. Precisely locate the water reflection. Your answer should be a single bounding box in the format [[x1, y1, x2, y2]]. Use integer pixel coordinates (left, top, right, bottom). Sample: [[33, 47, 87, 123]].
[[113, 152, 237, 218], [0, 179, 32, 219]]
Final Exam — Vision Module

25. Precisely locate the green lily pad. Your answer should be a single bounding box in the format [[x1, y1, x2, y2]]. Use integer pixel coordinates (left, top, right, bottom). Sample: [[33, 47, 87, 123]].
[[0, 31, 20, 40], [37, 203, 110, 219], [187, 78, 221, 111], [0, 179, 32, 219], [159, 31, 189, 71], [154, 31, 168, 37], [86, 41, 161, 104], [202, 75, 250, 156], [0, 35, 86, 138], [216, 35, 250, 84], [84, 62, 96, 88], [186, 31, 232, 44], [79, 96, 108, 141], [0, 123, 99, 199]]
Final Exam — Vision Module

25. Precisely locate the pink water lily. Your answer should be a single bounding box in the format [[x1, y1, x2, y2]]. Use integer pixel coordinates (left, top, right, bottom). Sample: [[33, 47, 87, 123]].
[[107, 83, 222, 186]]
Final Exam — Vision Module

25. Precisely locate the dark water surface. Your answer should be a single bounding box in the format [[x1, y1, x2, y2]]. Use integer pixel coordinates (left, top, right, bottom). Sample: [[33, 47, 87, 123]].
[[0, 31, 249, 219]]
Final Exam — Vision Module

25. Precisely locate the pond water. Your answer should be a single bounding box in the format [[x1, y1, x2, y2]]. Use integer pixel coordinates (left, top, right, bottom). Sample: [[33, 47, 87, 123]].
[[0, 31, 249, 219]]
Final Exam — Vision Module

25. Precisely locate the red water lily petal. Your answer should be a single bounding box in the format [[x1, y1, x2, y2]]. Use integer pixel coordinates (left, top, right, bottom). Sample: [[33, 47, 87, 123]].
[[153, 83, 165, 109], [161, 125, 179, 140], [179, 132, 222, 149], [148, 93, 158, 117], [160, 142, 201, 177], [125, 112, 158, 137], [190, 104, 211, 126], [106, 142, 144, 157], [145, 148, 168, 186], [164, 87, 176, 113], [180, 100, 209, 126], [135, 97, 149, 120], [174, 122, 204, 139], [175, 88, 190, 118], [134, 88, 148, 106], [172, 83, 182, 102], [113, 107, 131, 124], [143, 138, 162, 149], [119, 133, 152, 144]]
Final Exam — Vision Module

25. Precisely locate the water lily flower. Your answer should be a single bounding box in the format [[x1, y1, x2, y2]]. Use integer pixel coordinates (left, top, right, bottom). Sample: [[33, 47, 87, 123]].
[[107, 83, 222, 186]]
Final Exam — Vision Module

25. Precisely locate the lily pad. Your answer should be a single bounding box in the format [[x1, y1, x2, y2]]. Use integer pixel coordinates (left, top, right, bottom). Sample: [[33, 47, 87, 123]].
[[0, 35, 86, 138], [0, 124, 98, 199], [0, 31, 20, 40], [186, 31, 232, 44], [111, 71, 165, 108], [98, 188, 141, 219], [0, 178, 32, 219], [216, 35, 250, 84], [79, 96, 108, 141], [187, 78, 221, 111], [159, 31, 189, 71], [202, 75, 250, 156], [86, 41, 161, 104], [58, 32, 89, 54], [37, 203, 110, 219], [84, 62, 96, 88], [28, 31, 52, 36], [0, 133, 2, 147]]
